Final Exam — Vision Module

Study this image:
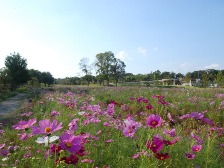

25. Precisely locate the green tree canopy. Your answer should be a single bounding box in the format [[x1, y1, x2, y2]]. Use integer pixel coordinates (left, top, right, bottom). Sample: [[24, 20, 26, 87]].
[[95, 51, 116, 86], [40, 72, 54, 86], [111, 58, 126, 86], [5, 52, 29, 90], [0, 67, 9, 88], [215, 71, 224, 87]]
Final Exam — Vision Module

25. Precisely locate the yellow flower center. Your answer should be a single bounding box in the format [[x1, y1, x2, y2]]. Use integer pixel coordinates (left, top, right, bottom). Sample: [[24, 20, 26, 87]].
[[65, 142, 72, 148], [151, 121, 157, 125], [45, 127, 51, 133], [195, 148, 199, 151]]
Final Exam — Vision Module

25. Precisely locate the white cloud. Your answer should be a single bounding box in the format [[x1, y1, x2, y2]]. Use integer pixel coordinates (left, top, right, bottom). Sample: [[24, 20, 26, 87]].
[[204, 64, 220, 69], [138, 47, 147, 57], [115, 51, 130, 61], [180, 63, 187, 68]]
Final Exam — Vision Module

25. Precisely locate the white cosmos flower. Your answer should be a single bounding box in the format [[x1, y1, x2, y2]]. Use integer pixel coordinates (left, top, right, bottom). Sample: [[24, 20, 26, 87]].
[[78, 111, 85, 115], [2, 157, 9, 161], [36, 136, 59, 146]]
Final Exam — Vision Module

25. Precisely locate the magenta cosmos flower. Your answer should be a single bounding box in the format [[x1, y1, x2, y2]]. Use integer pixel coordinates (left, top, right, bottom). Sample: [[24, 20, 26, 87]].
[[12, 118, 36, 130], [59, 133, 82, 153], [191, 145, 202, 152], [32, 119, 62, 135], [146, 135, 164, 153], [155, 152, 170, 160], [184, 152, 195, 159], [146, 114, 163, 128]]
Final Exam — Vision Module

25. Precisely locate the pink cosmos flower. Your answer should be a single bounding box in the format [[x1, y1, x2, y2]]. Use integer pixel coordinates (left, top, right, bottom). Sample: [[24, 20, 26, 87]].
[[24, 153, 32, 158], [105, 139, 113, 143], [146, 135, 164, 153], [163, 137, 179, 146], [146, 104, 153, 110], [179, 114, 191, 120], [81, 158, 93, 163], [32, 119, 63, 135], [132, 153, 140, 159], [167, 112, 175, 122], [163, 128, 176, 137], [19, 133, 33, 140], [146, 114, 163, 128], [158, 99, 169, 106], [0, 149, 9, 156], [191, 145, 202, 152], [123, 117, 141, 137], [50, 144, 62, 154], [76, 146, 86, 156], [190, 132, 203, 144], [64, 154, 79, 165], [106, 103, 115, 116], [201, 118, 214, 126], [121, 104, 129, 111], [142, 99, 149, 103], [0, 143, 5, 149], [132, 150, 151, 159], [103, 122, 111, 127], [184, 153, 195, 159], [130, 97, 135, 101], [12, 118, 36, 130], [50, 111, 60, 117], [20, 112, 33, 117], [155, 152, 170, 160], [59, 133, 82, 153], [216, 93, 224, 98], [68, 118, 79, 131], [152, 95, 165, 99], [190, 112, 204, 119], [0, 130, 4, 135]]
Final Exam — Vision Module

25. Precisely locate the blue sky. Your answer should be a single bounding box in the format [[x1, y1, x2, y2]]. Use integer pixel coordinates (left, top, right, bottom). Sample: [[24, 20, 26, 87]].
[[0, 0, 224, 78]]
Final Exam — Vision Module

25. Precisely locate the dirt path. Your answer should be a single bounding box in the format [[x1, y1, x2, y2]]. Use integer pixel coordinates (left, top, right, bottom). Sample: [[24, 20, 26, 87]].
[[0, 93, 29, 115]]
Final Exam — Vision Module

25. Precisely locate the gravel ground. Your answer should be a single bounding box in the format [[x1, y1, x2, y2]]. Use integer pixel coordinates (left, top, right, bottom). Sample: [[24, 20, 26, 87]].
[[0, 93, 29, 115]]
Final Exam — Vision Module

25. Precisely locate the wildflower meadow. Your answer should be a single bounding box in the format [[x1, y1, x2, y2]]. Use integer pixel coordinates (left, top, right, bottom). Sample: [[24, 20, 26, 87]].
[[0, 86, 223, 168]]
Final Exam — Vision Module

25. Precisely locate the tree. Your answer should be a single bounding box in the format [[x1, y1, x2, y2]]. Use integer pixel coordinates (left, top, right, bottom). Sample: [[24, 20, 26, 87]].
[[124, 73, 136, 82], [185, 72, 192, 83], [5, 52, 29, 90], [96, 74, 105, 85], [161, 71, 171, 79], [79, 57, 93, 86], [28, 69, 42, 82], [0, 67, 9, 88], [40, 72, 54, 86], [176, 73, 184, 78], [111, 58, 126, 86], [202, 72, 209, 88], [81, 75, 93, 86], [215, 71, 224, 87], [79, 57, 92, 75], [95, 51, 116, 86], [153, 70, 161, 80], [206, 69, 219, 82]]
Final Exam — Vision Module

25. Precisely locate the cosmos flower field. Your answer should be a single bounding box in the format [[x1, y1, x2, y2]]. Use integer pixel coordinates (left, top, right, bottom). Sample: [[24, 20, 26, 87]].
[[0, 86, 223, 168]]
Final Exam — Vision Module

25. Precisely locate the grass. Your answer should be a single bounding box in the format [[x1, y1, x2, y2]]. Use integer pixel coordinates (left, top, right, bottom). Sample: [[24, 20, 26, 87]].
[[0, 86, 223, 167]]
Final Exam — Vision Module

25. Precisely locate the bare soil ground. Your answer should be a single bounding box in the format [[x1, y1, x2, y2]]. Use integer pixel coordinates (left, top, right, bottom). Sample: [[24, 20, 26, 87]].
[[0, 93, 32, 127]]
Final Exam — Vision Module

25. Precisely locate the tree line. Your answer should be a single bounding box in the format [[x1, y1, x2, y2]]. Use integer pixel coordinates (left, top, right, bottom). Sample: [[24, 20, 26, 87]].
[[0, 52, 54, 91], [1, 51, 224, 91]]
